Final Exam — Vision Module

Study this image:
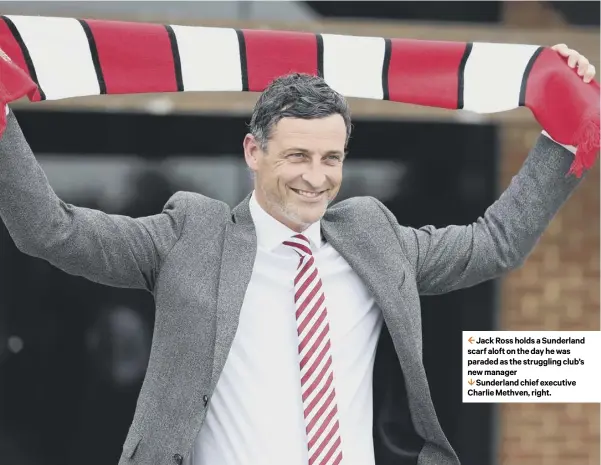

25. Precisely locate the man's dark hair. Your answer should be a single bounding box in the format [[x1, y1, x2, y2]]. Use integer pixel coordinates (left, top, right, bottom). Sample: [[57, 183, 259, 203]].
[[249, 73, 352, 150]]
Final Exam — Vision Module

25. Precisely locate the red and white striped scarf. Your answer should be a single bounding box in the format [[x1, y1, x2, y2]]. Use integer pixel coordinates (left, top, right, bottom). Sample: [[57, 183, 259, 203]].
[[0, 15, 598, 175]]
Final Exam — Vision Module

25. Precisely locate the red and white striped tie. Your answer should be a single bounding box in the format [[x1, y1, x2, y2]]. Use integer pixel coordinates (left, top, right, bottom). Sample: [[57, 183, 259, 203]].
[[283, 234, 343, 465]]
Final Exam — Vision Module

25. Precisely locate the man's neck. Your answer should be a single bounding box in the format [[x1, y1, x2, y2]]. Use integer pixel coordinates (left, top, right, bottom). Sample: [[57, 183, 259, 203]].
[[253, 190, 308, 233]]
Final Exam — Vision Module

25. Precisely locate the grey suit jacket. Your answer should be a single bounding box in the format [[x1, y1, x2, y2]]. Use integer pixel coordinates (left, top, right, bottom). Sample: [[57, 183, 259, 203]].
[[0, 110, 584, 465]]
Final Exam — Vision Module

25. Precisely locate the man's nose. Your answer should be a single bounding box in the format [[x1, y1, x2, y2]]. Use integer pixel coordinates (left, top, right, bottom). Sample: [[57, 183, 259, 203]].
[[301, 167, 327, 189]]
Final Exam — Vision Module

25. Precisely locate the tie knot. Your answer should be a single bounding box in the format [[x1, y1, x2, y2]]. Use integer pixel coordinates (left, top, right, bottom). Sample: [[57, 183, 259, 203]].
[[283, 234, 313, 257]]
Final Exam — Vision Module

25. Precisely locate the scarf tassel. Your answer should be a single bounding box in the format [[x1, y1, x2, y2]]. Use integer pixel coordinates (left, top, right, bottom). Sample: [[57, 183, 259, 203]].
[[571, 114, 600, 177]]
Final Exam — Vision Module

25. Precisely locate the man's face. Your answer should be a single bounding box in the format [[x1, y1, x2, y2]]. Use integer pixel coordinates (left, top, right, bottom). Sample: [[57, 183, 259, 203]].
[[244, 115, 346, 233]]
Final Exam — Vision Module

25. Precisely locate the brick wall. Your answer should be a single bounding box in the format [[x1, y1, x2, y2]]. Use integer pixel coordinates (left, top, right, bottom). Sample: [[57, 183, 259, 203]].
[[498, 124, 600, 465]]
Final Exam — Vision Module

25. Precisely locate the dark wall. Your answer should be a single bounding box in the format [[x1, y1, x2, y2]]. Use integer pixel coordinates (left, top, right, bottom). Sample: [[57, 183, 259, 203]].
[[305, 1, 503, 23], [305, 1, 600, 26]]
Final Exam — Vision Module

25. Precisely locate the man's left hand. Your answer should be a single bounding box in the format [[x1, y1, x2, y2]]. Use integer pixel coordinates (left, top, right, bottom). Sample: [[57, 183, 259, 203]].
[[552, 44, 596, 83]]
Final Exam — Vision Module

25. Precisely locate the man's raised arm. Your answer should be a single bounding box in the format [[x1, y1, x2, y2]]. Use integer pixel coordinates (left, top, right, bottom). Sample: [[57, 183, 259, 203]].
[[375, 133, 586, 295], [372, 44, 596, 296], [0, 109, 188, 292]]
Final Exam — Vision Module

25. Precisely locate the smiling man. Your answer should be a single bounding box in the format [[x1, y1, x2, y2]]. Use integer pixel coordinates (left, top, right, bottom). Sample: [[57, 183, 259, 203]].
[[244, 77, 349, 233], [0, 44, 596, 465]]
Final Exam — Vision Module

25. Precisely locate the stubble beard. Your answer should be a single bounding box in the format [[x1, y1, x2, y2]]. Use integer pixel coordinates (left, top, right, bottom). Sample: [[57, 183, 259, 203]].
[[262, 184, 329, 232]]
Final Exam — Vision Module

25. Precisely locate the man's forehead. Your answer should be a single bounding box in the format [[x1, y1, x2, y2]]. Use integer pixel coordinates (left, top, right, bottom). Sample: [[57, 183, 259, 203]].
[[271, 116, 347, 138]]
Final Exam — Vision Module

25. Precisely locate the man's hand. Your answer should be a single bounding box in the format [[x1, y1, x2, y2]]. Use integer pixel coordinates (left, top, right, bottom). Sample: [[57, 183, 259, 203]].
[[552, 44, 596, 83]]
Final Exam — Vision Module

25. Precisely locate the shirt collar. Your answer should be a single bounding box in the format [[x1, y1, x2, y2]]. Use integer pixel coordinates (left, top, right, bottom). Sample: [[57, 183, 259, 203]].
[[249, 190, 323, 252]]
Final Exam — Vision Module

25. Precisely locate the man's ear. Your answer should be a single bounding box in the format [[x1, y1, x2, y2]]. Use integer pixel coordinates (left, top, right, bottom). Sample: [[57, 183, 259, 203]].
[[243, 134, 262, 171]]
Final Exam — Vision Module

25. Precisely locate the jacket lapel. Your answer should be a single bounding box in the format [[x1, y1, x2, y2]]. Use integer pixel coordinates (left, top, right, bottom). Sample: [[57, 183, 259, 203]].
[[210, 194, 257, 390], [321, 210, 416, 352]]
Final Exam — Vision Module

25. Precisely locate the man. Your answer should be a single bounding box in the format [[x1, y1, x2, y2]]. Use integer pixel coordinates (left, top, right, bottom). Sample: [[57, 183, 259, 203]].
[[0, 44, 595, 465]]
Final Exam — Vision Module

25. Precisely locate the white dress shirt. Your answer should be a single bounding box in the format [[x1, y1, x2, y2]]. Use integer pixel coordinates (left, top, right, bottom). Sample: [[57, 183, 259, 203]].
[[188, 191, 383, 465]]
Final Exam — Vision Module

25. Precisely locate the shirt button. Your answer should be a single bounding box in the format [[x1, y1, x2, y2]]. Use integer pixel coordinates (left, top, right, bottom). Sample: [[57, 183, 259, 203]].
[[203, 395, 209, 406], [173, 453, 183, 465]]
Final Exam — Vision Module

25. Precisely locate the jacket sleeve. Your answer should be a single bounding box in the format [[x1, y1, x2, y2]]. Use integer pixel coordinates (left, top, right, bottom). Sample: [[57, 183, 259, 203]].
[[375, 133, 587, 295], [0, 109, 188, 292]]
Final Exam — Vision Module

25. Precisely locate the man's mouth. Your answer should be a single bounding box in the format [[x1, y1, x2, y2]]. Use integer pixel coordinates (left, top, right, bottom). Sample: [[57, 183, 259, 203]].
[[290, 188, 326, 199]]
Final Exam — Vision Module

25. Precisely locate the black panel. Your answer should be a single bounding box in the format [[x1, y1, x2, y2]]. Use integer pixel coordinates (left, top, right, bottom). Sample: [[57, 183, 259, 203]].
[[547, 1, 600, 26], [305, 1, 502, 23]]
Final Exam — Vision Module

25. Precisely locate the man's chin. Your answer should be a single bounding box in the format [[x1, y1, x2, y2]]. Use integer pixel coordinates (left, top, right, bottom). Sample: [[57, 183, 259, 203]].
[[283, 205, 326, 227], [297, 209, 327, 225]]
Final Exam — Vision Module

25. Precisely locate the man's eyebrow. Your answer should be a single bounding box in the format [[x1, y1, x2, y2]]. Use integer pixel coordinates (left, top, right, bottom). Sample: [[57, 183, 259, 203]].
[[281, 148, 346, 158], [283, 148, 311, 154]]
